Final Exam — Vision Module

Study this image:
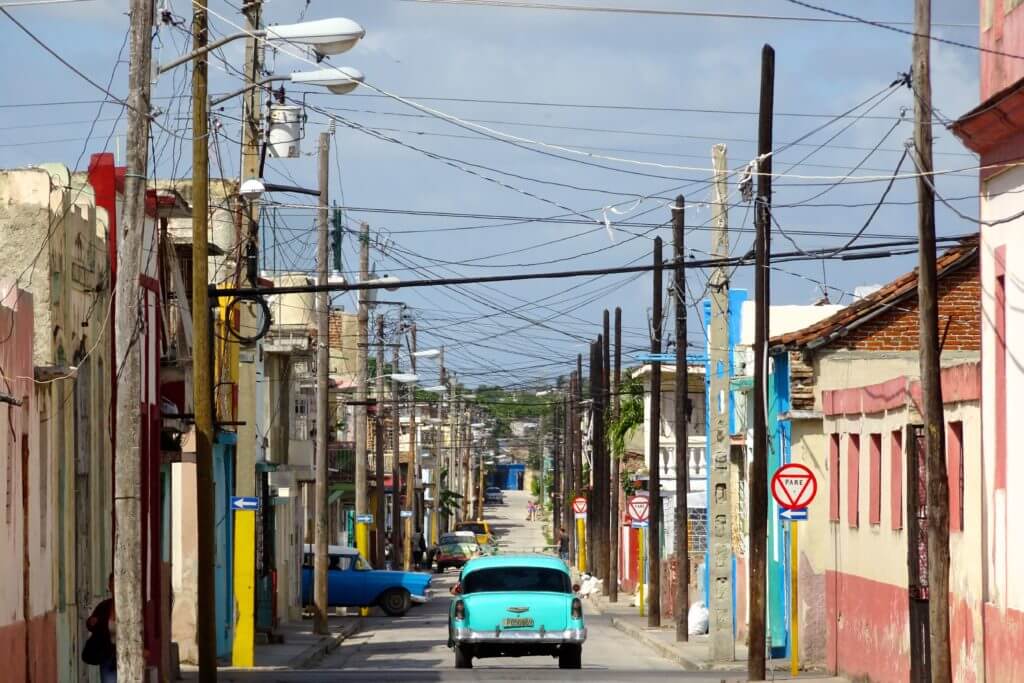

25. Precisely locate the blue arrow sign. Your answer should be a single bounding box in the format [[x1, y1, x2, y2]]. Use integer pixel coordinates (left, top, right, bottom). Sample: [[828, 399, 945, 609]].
[[356, 514, 374, 524], [630, 521, 650, 529], [231, 496, 260, 511], [779, 507, 808, 522]]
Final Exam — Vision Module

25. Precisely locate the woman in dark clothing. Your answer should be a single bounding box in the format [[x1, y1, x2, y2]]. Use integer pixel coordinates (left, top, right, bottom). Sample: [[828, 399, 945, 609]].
[[85, 574, 116, 683]]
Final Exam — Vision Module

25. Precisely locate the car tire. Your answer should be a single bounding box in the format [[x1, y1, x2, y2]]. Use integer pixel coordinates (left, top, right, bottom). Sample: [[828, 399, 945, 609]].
[[434, 565, 444, 574], [379, 588, 412, 616], [455, 645, 473, 669], [558, 645, 582, 669]]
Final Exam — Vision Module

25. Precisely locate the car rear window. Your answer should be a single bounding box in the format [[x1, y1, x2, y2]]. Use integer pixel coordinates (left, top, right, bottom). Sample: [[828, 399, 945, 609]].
[[463, 567, 571, 594]]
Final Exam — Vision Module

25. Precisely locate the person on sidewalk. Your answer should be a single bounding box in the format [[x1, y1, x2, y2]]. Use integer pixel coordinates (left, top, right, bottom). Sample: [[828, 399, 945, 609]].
[[412, 530, 426, 569], [556, 527, 570, 563], [84, 574, 116, 683]]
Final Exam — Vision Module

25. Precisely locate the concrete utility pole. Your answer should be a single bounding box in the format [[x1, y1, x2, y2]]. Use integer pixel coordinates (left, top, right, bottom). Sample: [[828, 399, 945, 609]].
[[232, 0, 263, 665], [375, 315, 386, 566], [113, 1, 154, 678], [648, 236, 664, 628], [672, 196, 690, 642], [564, 380, 575, 561], [434, 347, 445, 541], [552, 391, 561, 534], [749, 44, 775, 682], [708, 144, 735, 662], [191, 1, 218, 678], [391, 343, 403, 569], [913, 1, 951, 679], [587, 340, 599, 573], [355, 222, 370, 559], [405, 324, 417, 570], [609, 307, 621, 602], [313, 131, 331, 635]]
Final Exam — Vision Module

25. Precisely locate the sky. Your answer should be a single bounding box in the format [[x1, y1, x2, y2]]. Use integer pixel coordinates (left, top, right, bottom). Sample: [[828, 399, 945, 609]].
[[0, 0, 984, 392]]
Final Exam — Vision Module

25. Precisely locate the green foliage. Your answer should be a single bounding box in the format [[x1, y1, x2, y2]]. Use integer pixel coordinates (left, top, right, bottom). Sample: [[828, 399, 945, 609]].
[[607, 375, 643, 458]]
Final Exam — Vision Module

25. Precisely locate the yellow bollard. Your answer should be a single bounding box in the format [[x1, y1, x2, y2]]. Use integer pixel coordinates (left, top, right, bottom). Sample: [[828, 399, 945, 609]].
[[231, 509, 256, 666], [791, 521, 800, 676], [356, 521, 371, 617], [576, 516, 587, 573]]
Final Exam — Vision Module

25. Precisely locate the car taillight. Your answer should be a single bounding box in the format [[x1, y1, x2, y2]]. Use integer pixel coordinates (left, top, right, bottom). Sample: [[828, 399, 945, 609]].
[[454, 600, 466, 620], [571, 598, 582, 620]]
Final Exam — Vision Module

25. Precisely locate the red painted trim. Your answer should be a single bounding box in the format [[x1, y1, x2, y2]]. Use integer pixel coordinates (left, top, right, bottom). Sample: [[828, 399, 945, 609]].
[[822, 363, 981, 417], [984, 602, 1024, 681], [890, 430, 903, 530], [948, 421, 964, 533], [139, 273, 159, 293], [847, 433, 860, 529], [825, 571, 909, 683], [869, 433, 882, 526]]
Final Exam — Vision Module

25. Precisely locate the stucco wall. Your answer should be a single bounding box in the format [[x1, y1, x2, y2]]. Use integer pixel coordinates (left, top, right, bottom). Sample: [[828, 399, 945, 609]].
[[980, 0, 1024, 99]]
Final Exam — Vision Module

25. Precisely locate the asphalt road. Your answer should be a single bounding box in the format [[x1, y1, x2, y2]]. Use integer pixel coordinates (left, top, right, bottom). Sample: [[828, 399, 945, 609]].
[[208, 490, 744, 681]]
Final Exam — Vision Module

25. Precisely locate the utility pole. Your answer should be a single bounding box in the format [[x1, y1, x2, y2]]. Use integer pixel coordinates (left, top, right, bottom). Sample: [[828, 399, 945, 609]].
[[913, 1, 950, 679], [552, 390, 561, 534], [564, 378, 575, 562], [434, 348, 445, 541], [609, 307, 621, 602], [749, 44, 775, 682], [232, 0, 263, 666], [708, 144, 735, 662], [312, 132, 330, 635], [375, 315, 386, 566], [672, 196, 690, 642], [648, 236, 664, 628], [191, 1, 218, 678], [113, 1, 153, 679], [355, 223, 370, 560], [391, 343, 403, 569], [587, 340, 599, 573], [405, 324, 417, 571], [574, 356, 583, 564], [598, 309, 606, 593]]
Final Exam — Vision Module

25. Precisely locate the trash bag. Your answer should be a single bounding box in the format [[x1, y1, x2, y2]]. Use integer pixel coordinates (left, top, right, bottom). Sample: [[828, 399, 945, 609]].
[[688, 601, 709, 635]]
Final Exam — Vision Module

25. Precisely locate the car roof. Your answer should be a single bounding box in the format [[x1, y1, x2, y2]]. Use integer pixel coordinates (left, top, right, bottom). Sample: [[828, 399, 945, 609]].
[[460, 553, 568, 575]]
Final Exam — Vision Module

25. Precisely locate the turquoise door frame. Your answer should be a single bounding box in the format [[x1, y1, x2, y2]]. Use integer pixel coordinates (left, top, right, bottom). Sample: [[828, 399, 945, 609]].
[[768, 352, 791, 659], [214, 431, 237, 659]]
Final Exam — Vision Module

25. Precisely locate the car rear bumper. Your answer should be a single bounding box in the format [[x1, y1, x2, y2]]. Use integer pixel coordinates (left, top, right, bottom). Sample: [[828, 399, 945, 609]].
[[452, 626, 586, 644]]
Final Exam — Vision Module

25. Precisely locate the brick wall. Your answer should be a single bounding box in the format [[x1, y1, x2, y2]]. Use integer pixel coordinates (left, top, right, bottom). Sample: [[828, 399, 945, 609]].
[[838, 260, 979, 352]]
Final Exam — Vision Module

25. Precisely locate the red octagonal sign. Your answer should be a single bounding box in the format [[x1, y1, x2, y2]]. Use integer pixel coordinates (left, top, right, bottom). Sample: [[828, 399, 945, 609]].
[[771, 463, 818, 510]]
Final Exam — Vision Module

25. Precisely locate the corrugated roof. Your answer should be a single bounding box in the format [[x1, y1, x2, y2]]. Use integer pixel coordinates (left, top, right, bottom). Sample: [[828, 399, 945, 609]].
[[769, 237, 979, 352]]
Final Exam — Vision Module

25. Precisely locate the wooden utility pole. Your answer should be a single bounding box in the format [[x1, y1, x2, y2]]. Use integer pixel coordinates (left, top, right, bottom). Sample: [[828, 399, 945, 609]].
[[749, 44, 775, 682], [708, 144, 735, 662], [913, 1, 951, 679], [391, 344, 403, 569], [609, 307, 621, 602], [113, 1, 154, 678], [312, 132, 331, 635], [434, 348, 445, 540], [405, 324, 417, 570], [598, 309, 606, 593], [191, 1, 218, 678], [552, 384, 562, 534], [672, 196, 690, 642], [565, 377, 575, 561], [648, 236, 664, 628], [375, 315, 386, 566], [355, 223, 370, 557]]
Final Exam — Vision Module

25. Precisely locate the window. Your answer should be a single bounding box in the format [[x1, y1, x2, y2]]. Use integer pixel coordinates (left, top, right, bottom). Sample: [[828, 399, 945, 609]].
[[869, 433, 882, 526], [948, 421, 964, 532], [847, 434, 860, 529], [891, 430, 903, 530], [462, 567, 572, 594], [828, 433, 840, 522]]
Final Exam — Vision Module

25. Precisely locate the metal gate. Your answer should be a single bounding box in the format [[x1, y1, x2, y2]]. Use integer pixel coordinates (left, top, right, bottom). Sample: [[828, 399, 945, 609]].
[[906, 424, 931, 683]]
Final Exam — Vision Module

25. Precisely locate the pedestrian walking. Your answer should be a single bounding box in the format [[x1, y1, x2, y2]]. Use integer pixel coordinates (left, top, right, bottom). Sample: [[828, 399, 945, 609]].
[[556, 527, 570, 563], [526, 500, 536, 521], [83, 574, 116, 683], [384, 534, 395, 570], [412, 530, 426, 569]]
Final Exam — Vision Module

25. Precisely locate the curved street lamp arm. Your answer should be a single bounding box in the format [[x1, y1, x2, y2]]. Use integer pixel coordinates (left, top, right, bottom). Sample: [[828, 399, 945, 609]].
[[157, 30, 263, 74], [210, 75, 290, 107]]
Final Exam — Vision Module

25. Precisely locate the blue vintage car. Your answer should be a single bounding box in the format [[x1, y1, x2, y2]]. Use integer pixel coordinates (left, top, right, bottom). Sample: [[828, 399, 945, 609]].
[[447, 554, 586, 669], [301, 545, 431, 616]]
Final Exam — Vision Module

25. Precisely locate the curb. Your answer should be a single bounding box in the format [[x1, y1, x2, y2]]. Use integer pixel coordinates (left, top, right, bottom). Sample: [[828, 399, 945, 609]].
[[608, 616, 703, 671], [289, 620, 363, 669]]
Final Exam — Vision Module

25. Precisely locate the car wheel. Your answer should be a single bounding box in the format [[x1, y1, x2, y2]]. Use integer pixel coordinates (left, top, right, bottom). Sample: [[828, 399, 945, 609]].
[[558, 645, 582, 669], [434, 564, 444, 574], [455, 644, 473, 669], [379, 588, 412, 616]]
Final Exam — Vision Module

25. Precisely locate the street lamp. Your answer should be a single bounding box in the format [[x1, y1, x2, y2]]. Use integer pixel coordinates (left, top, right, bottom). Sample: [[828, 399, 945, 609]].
[[412, 349, 442, 359], [210, 67, 364, 107]]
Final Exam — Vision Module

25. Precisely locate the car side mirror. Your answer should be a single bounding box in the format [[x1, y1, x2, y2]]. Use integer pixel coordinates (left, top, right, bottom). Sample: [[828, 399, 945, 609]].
[[451, 583, 463, 595], [572, 584, 581, 593]]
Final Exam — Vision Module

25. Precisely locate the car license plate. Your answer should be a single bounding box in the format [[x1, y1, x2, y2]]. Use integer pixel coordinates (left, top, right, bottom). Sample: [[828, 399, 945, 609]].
[[502, 617, 534, 628]]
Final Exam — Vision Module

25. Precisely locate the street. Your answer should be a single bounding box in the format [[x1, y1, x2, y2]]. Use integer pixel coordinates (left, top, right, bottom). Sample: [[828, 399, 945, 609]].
[[208, 491, 734, 682]]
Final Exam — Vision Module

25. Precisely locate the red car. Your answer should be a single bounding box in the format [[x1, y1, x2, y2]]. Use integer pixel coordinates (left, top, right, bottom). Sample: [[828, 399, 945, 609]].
[[435, 541, 481, 573]]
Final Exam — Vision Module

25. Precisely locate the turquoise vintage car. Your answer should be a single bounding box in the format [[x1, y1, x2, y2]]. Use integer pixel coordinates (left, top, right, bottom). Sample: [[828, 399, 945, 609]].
[[447, 554, 585, 669]]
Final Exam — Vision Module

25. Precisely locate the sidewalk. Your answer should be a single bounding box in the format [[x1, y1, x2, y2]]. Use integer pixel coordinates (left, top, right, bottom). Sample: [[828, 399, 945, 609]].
[[179, 615, 362, 674], [583, 591, 843, 681]]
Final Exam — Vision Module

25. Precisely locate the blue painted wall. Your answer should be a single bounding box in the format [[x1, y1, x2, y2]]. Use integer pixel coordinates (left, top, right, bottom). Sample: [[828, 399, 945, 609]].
[[768, 352, 790, 657], [214, 432, 236, 660], [487, 463, 525, 490]]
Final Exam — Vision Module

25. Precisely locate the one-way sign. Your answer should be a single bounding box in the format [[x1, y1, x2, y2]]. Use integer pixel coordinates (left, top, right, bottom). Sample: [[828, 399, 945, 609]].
[[231, 496, 260, 511], [779, 507, 808, 522]]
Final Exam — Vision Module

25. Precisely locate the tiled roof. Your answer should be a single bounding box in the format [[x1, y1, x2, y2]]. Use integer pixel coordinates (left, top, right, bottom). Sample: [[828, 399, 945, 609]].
[[769, 237, 979, 352]]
